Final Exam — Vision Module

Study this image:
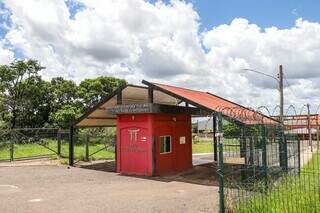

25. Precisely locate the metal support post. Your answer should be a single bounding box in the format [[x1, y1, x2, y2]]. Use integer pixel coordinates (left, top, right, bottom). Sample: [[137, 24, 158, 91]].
[[213, 116, 217, 161], [279, 126, 288, 171], [261, 125, 268, 191], [217, 113, 225, 213], [10, 139, 14, 162], [85, 134, 89, 161], [69, 125, 74, 166], [57, 130, 61, 157], [297, 138, 301, 175]]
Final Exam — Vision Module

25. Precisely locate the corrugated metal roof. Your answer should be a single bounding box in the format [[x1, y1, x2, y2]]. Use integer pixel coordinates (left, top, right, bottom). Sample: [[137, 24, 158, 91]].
[[144, 81, 278, 125], [74, 84, 179, 127], [75, 80, 279, 127]]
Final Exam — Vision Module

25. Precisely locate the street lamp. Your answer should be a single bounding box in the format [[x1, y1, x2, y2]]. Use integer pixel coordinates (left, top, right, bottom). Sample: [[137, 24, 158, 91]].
[[242, 65, 284, 123]]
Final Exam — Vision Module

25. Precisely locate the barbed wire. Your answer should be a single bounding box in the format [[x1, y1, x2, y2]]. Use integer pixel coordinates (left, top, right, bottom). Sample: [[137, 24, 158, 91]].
[[199, 104, 319, 128]]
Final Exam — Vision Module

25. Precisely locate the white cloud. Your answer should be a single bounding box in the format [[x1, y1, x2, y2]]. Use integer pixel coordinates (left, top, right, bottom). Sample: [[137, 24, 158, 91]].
[[1, 0, 320, 111], [0, 40, 14, 64]]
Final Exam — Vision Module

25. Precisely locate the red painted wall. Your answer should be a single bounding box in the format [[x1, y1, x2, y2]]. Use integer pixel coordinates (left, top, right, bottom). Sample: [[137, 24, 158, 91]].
[[153, 114, 192, 175], [116, 113, 192, 176]]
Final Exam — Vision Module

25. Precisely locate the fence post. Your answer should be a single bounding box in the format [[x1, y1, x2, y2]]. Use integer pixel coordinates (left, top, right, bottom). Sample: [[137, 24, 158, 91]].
[[69, 126, 74, 166], [10, 137, 14, 162], [297, 138, 301, 176], [284, 134, 288, 171], [213, 115, 217, 162], [240, 126, 246, 158], [218, 140, 225, 213], [317, 126, 319, 150], [261, 125, 268, 192], [57, 130, 61, 157], [85, 134, 89, 161], [240, 126, 247, 181], [279, 126, 288, 171], [217, 113, 225, 213]]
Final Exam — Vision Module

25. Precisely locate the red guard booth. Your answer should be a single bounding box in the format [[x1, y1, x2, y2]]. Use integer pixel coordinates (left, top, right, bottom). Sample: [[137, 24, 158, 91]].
[[109, 104, 194, 176], [71, 80, 277, 176]]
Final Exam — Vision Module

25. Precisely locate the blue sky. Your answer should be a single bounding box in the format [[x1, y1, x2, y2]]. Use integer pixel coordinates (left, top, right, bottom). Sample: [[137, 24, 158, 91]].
[[1, 0, 320, 109], [2, 0, 320, 58], [2, 0, 320, 36], [150, 0, 320, 30]]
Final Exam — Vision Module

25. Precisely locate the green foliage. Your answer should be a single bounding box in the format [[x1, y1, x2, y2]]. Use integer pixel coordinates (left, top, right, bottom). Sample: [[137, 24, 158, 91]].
[[18, 75, 53, 127], [223, 123, 240, 138], [0, 59, 127, 129], [50, 77, 78, 109], [223, 122, 259, 138], [77, 76, 126, 108], [192, 123, 198, 133], [50, 105, 82, 129], [0, 60, 45, 128]]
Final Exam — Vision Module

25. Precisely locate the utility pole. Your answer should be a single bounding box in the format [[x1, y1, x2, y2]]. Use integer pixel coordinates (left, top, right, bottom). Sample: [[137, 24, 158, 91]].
[[278, 65, 284, 124], [243, 65, 284, 123]]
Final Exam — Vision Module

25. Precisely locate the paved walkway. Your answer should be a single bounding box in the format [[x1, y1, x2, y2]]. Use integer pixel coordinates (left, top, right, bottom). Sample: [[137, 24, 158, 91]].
[[192, 153, 214, 166]]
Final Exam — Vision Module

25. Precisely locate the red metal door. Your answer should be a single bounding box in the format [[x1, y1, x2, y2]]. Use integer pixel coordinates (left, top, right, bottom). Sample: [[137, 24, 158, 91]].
[[120, 127, 149, 175]]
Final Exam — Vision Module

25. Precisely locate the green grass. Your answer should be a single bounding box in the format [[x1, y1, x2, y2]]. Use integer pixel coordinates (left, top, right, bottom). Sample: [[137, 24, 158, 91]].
[[192, 139, 240, 153], [0, 141, 57, 160], [0, 140, 115, 161], [0, 139, 239, 161], [235, 152, 320, 213], [0, 140, 238, 160], [62, 143, 115, 161], [192, 141, 213, 153]]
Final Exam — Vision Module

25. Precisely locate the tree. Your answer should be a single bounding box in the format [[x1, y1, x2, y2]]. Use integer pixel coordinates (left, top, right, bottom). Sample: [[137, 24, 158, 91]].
[[49, 105, 82, 129], [48, 77, 80, 129], [0, 60, 127, 129], [77, 76, 126, 108], [18, 75, 53, 127], [0, 84, 8, 128], [223, 123, 241, 138], [50, 77, 78, 109], [0, 60, 45, 128], [223, 122, 259, 139]]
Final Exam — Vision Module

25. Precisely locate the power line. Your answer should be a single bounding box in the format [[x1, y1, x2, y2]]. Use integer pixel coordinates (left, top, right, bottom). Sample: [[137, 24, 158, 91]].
[[283, 74, 296, 96], [242, 68, 279, 81]]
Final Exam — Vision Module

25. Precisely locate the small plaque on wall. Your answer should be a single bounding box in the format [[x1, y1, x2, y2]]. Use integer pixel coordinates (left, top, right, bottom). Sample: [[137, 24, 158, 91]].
[[179, 136, 186, 144]]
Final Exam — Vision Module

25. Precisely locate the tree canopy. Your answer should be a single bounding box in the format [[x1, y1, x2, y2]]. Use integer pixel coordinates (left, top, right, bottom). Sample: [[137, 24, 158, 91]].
[[0, 59, 126, 129]]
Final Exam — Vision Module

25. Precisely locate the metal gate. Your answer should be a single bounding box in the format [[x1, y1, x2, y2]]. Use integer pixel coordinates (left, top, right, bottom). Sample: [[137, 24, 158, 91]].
[[0, 128, 68, 162], [72, 130, 116, 165]]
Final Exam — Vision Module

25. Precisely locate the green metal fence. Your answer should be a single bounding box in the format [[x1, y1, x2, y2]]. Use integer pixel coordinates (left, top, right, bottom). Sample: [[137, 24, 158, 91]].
[[0, 128, 66, 161], [0, 128, 115, 163], [217, 112, 320, 213]]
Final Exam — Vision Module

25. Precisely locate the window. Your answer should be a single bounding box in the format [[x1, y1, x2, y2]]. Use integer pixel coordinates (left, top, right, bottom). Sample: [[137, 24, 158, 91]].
[[160, 136, 171, 154]]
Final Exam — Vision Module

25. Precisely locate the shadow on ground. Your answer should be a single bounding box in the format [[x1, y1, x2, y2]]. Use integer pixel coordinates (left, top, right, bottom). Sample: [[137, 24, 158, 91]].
[[78, 160, 219, 186]]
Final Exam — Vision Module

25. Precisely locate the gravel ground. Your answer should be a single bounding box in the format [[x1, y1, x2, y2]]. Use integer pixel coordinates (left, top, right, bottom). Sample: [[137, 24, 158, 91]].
[[0, 164, 219, 213]]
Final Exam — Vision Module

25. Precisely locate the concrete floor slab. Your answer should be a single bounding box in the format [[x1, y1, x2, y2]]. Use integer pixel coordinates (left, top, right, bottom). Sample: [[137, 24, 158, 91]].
[[0, 165, 219, 213]]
